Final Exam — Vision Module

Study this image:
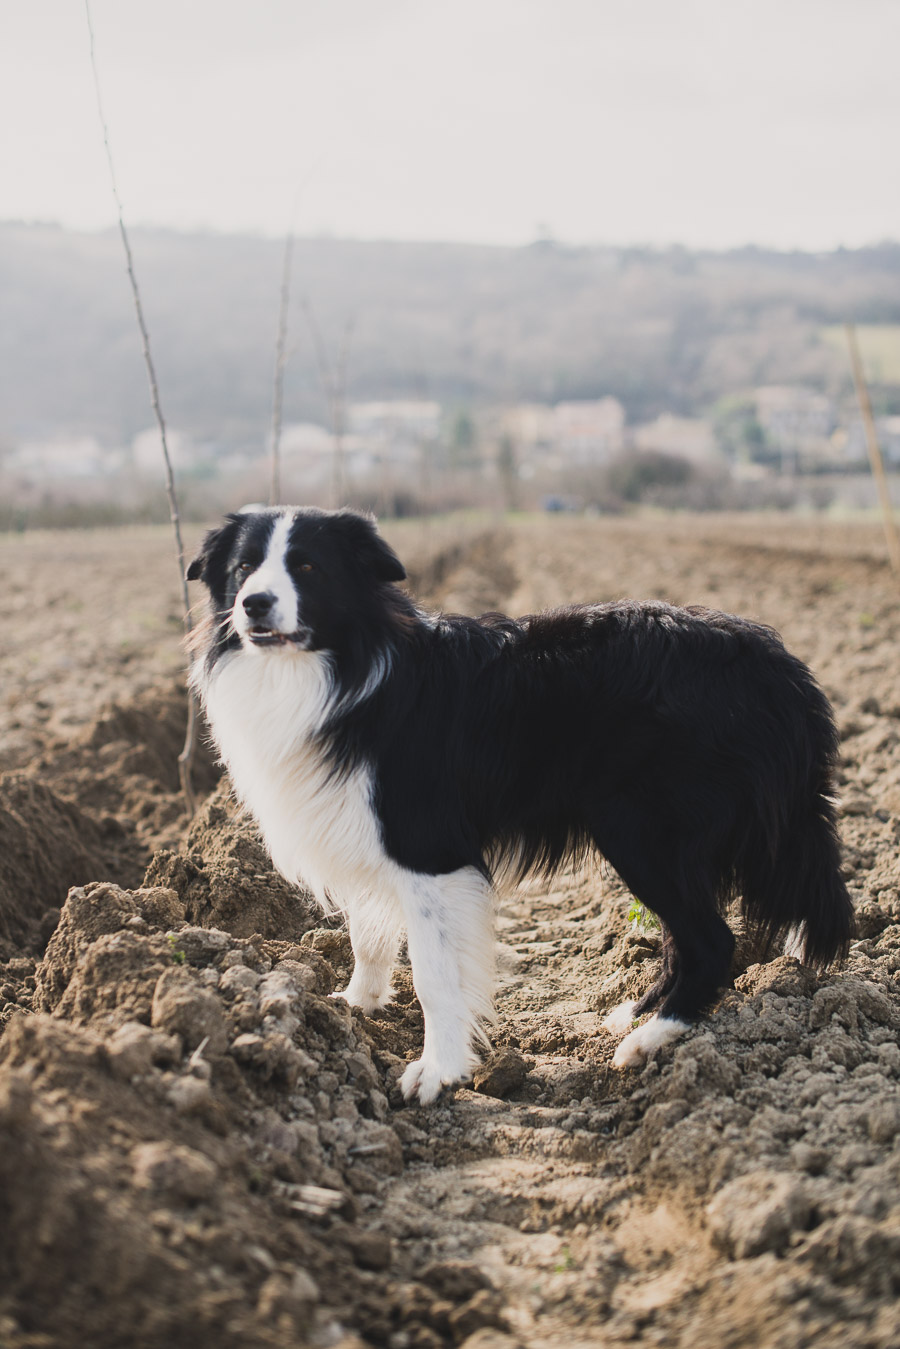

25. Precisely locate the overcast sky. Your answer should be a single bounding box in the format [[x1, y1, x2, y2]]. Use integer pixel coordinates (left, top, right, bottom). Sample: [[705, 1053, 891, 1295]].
[[2, 0, 898, 251]]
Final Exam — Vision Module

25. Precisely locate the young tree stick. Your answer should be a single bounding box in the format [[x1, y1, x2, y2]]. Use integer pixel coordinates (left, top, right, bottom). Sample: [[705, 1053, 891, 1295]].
[[85, 0, 198, 815]]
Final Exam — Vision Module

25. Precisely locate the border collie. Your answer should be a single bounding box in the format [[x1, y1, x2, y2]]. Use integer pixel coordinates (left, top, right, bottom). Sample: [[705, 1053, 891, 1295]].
[[187, 507, 853, 1103]]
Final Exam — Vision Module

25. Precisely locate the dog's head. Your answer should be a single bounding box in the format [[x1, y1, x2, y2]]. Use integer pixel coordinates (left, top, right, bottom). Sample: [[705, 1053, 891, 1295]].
[[187, 507, 406, 658]]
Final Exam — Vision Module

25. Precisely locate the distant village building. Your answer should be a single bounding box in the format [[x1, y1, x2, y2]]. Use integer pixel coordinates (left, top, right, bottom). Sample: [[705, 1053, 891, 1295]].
[[498, 403, 555, 450], [841, 413, 900, 465], [880, 416, 900, 463], [632, 414, 719, 466], [754, 386, 836, 468], [349, 401, 441, 466], [552, 398, 625, 464]]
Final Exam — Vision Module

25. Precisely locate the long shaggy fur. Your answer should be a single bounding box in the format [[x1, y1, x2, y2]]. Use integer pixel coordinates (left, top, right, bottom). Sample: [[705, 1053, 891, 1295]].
[[187, 506, 854, 1100]]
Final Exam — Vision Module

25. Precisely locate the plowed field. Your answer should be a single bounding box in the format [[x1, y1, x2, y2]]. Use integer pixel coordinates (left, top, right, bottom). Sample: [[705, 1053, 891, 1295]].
[[1, 513, 899, 1349]]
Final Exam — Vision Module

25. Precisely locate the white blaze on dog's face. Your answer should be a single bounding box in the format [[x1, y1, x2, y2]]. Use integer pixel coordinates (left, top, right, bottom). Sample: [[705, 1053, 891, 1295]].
[[231, 512, 303, 650]]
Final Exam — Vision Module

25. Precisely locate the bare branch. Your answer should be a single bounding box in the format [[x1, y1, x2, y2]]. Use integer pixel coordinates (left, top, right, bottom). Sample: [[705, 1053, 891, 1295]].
[[85, 0, 198, 815]]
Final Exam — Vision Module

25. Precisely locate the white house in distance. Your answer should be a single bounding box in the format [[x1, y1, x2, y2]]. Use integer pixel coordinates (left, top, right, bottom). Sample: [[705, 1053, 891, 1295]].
[[839, 413, 900, 465], [348, 401, 441, 466], [632, 414, 720, 466], [497, 402, 556, 450], [553, 398, 626, 464], [754, 386, 836, 467], [495, 398, 626, 477]]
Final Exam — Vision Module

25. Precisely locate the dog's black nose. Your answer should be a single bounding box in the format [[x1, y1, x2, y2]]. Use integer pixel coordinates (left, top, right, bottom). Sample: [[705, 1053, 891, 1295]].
[[242, 591, 276, 620]]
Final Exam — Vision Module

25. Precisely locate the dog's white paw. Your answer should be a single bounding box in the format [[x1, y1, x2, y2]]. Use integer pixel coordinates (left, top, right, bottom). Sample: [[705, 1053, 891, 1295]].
[[601, 999, 638, 1035], [330, 982, 391, 1016], [612, 1014, 689, 1069], [400, 1057, 462, 1105]]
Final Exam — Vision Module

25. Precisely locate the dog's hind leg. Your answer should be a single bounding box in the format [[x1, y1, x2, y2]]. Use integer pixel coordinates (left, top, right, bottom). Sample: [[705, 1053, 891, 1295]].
[[594, 806, 735, 1068], [395, 866, 496, 1105], [631, 923, 679, 1015], [602, 944, 699, 1068], [612, 902, 735, 1067], [337, 891, 404, 1015], [600, 922, 679, 1034]]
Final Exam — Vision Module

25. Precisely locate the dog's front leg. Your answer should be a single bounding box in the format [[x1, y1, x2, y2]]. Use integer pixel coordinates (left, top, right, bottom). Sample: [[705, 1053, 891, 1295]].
[[336, 890, 404, 1015], [396, 867, 496, 1105]]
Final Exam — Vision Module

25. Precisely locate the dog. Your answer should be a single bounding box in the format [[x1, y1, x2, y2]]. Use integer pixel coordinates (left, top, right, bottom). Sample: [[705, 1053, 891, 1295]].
[[187, 506, 854, 1103]]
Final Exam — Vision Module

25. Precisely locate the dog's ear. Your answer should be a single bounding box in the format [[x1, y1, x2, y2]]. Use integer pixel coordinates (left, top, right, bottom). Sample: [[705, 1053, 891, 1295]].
[[185, 546, 208, 582], [186, 516, 241, 584], [366, 533, 407, 583], [334, 511, 406, 583]]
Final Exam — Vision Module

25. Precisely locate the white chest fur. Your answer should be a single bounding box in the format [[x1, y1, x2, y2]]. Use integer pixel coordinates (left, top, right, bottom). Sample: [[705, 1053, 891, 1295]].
[[198, 649, 386, 910]]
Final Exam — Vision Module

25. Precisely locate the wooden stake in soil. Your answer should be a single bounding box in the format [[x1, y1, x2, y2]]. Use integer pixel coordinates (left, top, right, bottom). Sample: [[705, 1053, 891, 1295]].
[[85, 0, 198, 816], [846, 322, 900, 576]]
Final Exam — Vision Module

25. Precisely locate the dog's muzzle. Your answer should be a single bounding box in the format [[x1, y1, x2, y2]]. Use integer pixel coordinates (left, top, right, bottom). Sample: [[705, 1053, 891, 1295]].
[[238, 590, 311, 648]]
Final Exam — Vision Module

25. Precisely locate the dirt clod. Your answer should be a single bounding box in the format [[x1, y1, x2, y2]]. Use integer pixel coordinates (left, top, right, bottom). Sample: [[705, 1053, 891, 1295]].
[[473, 1048, 528, 1098], [706, 1170, 814, 1258], [131, 1139, 219, 1200], [151, 966, 229, 1053]]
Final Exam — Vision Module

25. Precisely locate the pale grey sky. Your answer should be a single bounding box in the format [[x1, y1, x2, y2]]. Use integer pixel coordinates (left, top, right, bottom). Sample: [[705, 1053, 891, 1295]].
[[2, 0, 898, 250]]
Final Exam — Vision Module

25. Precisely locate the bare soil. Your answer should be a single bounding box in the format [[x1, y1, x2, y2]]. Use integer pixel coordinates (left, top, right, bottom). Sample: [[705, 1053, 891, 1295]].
[[1, 513, 900, 1349]]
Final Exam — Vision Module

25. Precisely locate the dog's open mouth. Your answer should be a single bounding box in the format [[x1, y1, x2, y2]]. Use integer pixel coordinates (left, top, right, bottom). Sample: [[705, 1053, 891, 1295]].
[[247, 626, 309, 648]]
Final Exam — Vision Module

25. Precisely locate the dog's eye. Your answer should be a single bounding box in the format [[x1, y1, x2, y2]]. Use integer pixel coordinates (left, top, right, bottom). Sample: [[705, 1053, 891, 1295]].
[[299, 562, 315, 573], [237, 560, 255, 575]]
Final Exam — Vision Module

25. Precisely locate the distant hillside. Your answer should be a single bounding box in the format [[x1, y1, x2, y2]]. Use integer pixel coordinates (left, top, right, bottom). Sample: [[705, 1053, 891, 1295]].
[[2, 223, 899, 447]]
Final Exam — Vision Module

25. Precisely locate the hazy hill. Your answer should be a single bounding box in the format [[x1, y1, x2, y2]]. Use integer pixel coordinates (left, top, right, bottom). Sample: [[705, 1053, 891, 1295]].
[[2, 222, 899, 447]]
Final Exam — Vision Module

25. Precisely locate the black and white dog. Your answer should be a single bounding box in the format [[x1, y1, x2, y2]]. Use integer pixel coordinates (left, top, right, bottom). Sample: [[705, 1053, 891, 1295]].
[[187, 507, 853, 1103]]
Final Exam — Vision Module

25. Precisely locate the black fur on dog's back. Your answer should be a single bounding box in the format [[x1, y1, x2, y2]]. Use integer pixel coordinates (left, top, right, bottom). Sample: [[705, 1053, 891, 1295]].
[[325, 597, 852, 1010]]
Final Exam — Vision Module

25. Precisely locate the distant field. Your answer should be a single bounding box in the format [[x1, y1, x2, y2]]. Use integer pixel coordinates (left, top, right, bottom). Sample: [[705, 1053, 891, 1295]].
[[822, 323, 900, 383]]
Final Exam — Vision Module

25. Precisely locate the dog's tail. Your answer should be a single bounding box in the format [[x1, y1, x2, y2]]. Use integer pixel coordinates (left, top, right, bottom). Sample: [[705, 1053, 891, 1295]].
[[719, 634, 856, 970], [736, 774, 854, 971]]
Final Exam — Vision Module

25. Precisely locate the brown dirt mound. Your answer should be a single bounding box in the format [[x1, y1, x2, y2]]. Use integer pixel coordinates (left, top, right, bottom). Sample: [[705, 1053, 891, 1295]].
[[0, 680, 222, 964], [0, 878, 421, 1349], [0, 773, 141, 959], [144, 781, 322, 941], [30, 680, 220, 854]]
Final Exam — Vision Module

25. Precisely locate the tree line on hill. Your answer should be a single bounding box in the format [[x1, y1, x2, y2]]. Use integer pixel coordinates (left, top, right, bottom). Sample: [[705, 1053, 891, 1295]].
[[2, 223, 899, 457]]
